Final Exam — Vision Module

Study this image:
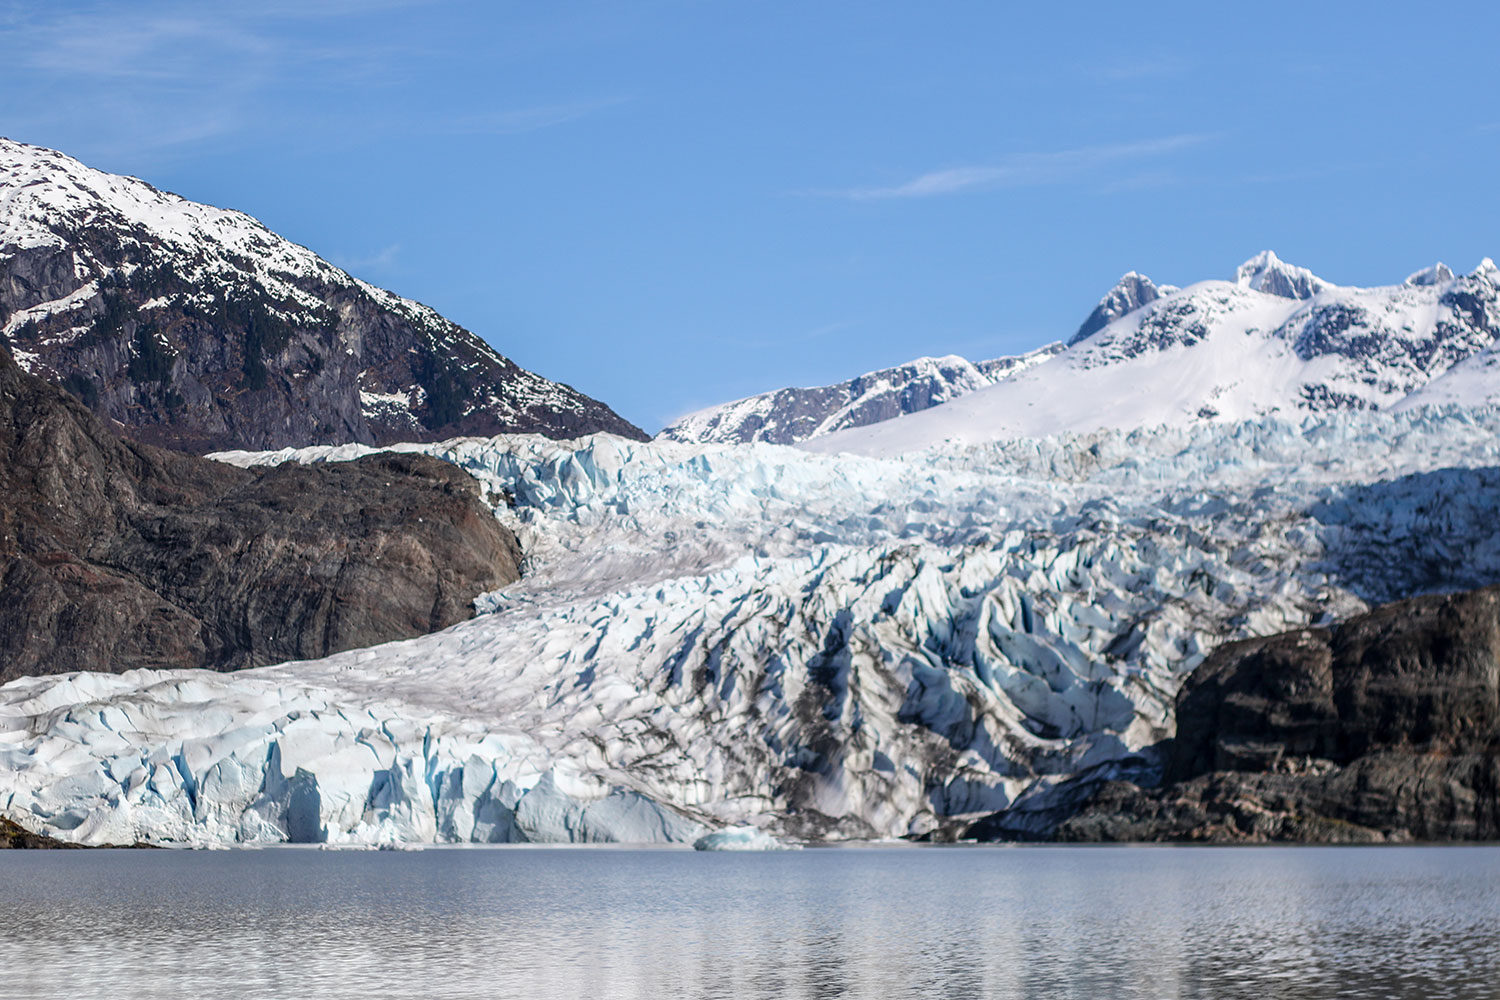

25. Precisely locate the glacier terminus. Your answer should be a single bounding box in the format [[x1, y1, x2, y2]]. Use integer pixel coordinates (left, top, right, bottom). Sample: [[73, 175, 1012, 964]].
[[8, 382, 1500, 844]]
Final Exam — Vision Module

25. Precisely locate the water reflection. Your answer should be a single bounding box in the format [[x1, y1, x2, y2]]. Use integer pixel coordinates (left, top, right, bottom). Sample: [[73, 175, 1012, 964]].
[[2, 846, 1498, 1000]]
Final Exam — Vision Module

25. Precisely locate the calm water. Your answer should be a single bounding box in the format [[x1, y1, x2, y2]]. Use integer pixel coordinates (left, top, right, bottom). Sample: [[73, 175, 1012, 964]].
[[2, 845, 1498, 1000]]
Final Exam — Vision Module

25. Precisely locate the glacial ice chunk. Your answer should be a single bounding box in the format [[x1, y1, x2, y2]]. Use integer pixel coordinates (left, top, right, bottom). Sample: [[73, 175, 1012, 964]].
[[693, 826, 799, 851]]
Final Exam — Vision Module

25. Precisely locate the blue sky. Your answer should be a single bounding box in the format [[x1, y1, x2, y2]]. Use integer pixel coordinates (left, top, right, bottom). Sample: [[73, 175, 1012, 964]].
[[3, 0, 1498, 431]]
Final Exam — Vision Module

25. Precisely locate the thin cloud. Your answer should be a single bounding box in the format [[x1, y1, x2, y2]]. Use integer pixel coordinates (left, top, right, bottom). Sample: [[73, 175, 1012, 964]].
[[1095, 169, 1185, 195], [805, 319, 857, 340], [332, 243, 401, 275], [252, 0, 439, 16], [445, 97, 634, 136], [1090, 55, 1194, 82], [1234, 161, 1371, 186], [0, 3, 620, 167], [16, 11, 276, 80], [827, 134, 1213, 201]]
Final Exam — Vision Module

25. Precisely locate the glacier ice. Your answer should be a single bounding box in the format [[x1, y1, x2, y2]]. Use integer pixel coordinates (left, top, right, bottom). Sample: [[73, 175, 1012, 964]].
[[0, 670, 705, 847], [693, 826, 799, 851], [9, 405, 1500, 845]]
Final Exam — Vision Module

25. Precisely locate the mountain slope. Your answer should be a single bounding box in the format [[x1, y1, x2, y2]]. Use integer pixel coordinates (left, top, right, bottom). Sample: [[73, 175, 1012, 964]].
[[0, 342, 519, 682], [1070, 271, 1173, 345], [0, 138, 645, 452], [807, 252, 1500, 456], [659, 345, 1062, 445]]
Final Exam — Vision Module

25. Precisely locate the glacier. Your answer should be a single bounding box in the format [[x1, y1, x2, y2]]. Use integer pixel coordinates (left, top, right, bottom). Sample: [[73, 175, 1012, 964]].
[[8, 407, 1500, 845]]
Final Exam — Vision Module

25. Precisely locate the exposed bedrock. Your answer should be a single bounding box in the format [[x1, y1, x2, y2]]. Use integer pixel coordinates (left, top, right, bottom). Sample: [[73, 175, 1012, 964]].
[[0, 344, 520, 681], [1050, 586, 1500, 842]]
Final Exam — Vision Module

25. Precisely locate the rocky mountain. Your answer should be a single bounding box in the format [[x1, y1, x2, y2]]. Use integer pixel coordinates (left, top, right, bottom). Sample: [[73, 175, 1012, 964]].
[[1069, 270, 1173, 345], [0, 342, 519, 683], [808, 251, 1500, 456], [1234, 248, 1330, 299], [0, 138, 645, 452], [659, 345, 1062, 445], [1055, 585, 1500, 843]]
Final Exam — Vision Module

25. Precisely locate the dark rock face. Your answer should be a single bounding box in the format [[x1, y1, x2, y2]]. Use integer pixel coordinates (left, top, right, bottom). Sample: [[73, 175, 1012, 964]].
[[0, 138, 645, 452], [1054, 587, 1500, 842], [1070, 271, 1161, 345], [0, 343, 520, 683], [1283, 266, 1498, 376]]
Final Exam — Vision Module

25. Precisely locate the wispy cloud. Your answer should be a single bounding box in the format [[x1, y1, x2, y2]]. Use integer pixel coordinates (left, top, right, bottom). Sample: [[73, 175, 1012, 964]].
[[444, 97, 633, 136], [0, 2, 619, 166], [22, 15, 272, 81], [1234, 161, 1371, 186], [332, 243, 401, 275], [1094, 169, 1185, 195], [805, 319, 857, 340], [825, 134, 1213, 201], [1090, 55, 1194, 82]]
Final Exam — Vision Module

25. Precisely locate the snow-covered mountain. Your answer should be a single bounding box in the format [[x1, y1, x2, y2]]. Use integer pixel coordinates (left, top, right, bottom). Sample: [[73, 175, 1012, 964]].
[[807, 252, 1500, 456], [9, 404, 1500, 846], [660, 345, 1062, 445], [0, 138, 644, 451], [1069, 271, 1175, 345]]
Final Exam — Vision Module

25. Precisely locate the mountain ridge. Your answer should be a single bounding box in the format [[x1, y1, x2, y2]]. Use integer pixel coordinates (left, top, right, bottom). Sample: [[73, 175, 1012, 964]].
[[0, 138, 646, 452], [806, 252, 1500, 456], [659, 345, 1064, 445]]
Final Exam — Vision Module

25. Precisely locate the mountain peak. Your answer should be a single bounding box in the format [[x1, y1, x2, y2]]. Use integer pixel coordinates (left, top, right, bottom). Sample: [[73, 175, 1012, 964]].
[[1234, 250, 1330, 299], [658, 344, 1063, 445], [1405, 263, 1455, 287], [1070, 271, 1161, 345], [0, 138, 646, 450]]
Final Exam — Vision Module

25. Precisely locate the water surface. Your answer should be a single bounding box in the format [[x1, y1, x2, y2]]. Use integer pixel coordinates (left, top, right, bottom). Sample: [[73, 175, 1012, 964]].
[[2, 845, 1498, 999]]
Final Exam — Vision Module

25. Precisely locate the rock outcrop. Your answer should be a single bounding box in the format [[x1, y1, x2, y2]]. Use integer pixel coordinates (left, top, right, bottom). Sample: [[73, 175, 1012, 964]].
[[1070, 270, 1164, 345], [1234, 249, 1331, 300], [0, 138, 645, 452], [0, 343, 520, 682], [1055, 586, 1500, 842]]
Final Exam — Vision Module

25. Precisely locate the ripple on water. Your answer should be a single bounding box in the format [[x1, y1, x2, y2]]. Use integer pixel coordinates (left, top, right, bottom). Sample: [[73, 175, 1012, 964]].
[[1, 845, 1498, 1000]]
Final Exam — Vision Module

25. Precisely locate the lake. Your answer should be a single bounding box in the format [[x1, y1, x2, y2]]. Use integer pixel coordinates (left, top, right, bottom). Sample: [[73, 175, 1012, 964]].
[[2, 845, 1498, 999]]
